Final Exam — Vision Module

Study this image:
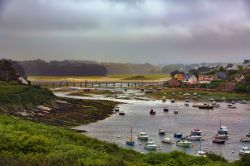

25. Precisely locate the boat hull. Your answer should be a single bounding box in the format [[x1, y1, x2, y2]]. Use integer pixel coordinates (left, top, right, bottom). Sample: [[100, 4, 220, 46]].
[[126, 140, 135, 146]]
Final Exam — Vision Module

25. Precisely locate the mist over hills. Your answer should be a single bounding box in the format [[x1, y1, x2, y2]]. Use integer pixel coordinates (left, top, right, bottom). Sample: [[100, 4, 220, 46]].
[[14, 59, 233, 76]]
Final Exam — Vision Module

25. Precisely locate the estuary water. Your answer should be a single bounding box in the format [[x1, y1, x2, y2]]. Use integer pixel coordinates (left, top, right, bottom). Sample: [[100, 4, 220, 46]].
[[55, 91, 250, 161]]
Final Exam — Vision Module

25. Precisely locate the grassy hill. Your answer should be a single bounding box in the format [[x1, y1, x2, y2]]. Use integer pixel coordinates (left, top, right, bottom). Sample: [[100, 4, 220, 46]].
[[1, 114, 247, 166], [0, 81, 55, 112]]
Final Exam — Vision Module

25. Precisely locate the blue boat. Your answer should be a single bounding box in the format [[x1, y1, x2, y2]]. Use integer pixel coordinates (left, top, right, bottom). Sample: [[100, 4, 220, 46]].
[[126, 127, 135, 146], [174, 133, 183, 139]]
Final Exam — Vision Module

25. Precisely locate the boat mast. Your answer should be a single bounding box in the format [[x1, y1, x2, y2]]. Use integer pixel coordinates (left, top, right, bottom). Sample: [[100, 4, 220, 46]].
[[130, 126, 132, 140]]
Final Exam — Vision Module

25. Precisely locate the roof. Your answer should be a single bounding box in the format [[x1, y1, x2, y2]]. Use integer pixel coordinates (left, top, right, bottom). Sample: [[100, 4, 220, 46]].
[[216, 72, 228, 79], [185, 74, 195, 80]]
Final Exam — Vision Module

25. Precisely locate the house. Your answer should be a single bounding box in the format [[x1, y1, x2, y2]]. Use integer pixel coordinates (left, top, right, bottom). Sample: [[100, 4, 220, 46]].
[[225, 64, 238, 71], [198, 74, 215, 84], [168, 78, 182, 87], [235, 74, 245, 83], [183, 74, 198, 84], [243, 59, 250, 69], [215, 72, 228, 80], [18, 76, 30, 85], [174, 73, 185, 81]]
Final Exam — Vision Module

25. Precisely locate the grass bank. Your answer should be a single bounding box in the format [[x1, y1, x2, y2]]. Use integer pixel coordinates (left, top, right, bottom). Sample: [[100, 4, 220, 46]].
[[1, 114, 249, 166], [0, 81, 55, 113], [0, 81, 118, 127]]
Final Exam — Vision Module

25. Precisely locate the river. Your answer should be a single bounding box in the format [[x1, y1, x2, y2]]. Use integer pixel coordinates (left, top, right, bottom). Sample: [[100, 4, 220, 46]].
[[55, 90, 250, 161]]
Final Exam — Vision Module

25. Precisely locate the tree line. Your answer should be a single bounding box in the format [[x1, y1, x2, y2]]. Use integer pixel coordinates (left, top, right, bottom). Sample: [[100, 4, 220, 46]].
[[18, 59, 108, 76]]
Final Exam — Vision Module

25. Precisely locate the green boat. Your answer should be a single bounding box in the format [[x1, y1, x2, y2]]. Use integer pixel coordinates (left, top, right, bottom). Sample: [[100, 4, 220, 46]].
[[176, 140, 192, 148]]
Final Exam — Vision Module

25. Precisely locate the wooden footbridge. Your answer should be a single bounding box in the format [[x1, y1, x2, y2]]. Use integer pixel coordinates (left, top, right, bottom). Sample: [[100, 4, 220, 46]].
[[31, 81, 166, 88]]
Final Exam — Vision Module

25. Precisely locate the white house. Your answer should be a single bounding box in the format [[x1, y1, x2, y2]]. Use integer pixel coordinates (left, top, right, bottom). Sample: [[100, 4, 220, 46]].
[[18, 77, 29, 85], [183, 74, 198, 84]]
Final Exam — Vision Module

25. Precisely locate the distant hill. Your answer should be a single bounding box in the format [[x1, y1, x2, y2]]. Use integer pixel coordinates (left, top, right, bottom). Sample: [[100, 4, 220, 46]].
[[17, 60, 162, 76], [102, 63, 161, 74], [18, 60, 108, 76]]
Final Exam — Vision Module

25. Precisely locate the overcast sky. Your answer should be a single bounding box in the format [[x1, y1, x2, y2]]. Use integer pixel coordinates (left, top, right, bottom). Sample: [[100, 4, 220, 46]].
[[0, 0, 250, 64]]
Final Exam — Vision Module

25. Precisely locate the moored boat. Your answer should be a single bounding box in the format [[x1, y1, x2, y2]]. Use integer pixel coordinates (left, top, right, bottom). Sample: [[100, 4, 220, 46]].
[[176, 140, 192, 148], [214, 134, 228, 140], [162, 137, 174, 144], [240, 100, 247, 104], [228, 104, 236, 108], [240, 137, 250, 142], [196, 150, 207, 157], [126, 127, 135, 146], [138, 132, 149, 140], [212, 139, 225, 144], [159, 128, 166, 135], [163, 107, 169, 112], [149, 109, 156, 115], [174, 110, 178, 114], [239, 147, 250, 156], [218, 126, 229, 135], [191, 129, 202, 136], [186, 135, 202, 141], [119, 111, 125, 116], [174, 133, 183, 139], [198, 104, 213, 109], [114, 107, 119, 112], [145, 141, 157, 150]]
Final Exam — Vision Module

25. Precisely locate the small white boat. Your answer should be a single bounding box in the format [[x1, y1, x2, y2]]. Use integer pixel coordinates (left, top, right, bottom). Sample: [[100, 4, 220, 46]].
[[215, 134, 228, 140], [218, 126, 229, 134], [176, 140, 192, 148], [195, 141, 206, 157], [191, 129, 202, 136], [138, 132, 149, 140], [239, 147, 250, 156], [162, 137, 174, 144], [159, 128, 166, 135], [228, 104, 236, 109], [186, 135, 202, 141], [114, 107, 119, 112], [240, 100, 247, 104], [145, 141, 157, 150], [196, 151, 207, 157]]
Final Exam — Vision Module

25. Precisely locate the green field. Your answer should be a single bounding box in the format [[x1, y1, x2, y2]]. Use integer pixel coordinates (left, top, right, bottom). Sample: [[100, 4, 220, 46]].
[[1, 114, 249, 166], [28, 74, 170, 82]]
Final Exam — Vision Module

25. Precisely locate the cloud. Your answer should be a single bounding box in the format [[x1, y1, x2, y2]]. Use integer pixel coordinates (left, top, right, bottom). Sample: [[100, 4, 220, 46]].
[[0, 0, 250, 63]]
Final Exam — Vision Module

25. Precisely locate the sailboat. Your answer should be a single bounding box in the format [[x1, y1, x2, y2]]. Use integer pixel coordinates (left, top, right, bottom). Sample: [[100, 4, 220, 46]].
[[126, 126, 135, 146], [196, 141, 207, 157]]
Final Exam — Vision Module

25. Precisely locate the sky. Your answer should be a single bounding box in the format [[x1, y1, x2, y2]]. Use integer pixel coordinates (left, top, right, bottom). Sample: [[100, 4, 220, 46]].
[[0, 0, 250, 64]]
